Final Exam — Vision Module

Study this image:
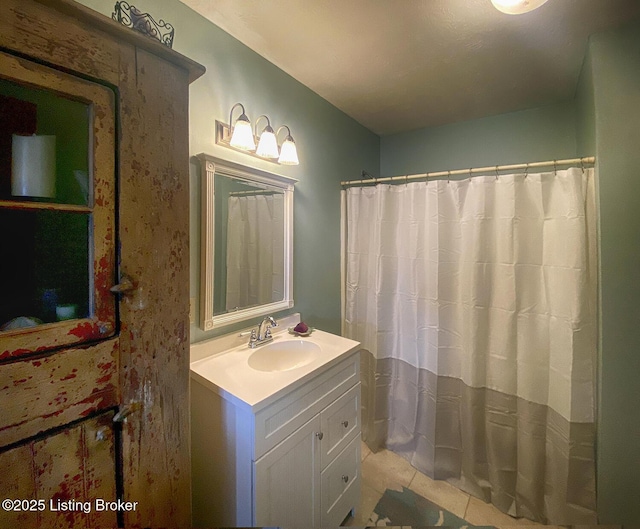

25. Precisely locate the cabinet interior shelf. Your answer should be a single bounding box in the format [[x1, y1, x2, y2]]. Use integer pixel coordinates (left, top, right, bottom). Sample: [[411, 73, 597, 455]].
[[0, 199, 92, 213]]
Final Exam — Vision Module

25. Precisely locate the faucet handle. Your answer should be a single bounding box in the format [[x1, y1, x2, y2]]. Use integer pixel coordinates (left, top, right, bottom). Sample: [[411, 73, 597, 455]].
[[248, 328, 258, 346]]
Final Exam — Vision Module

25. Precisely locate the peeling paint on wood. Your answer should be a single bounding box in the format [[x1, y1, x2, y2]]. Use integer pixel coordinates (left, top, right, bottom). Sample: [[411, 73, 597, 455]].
[[0, 1, 203, 527], [0, 412, 117, 528], [0, 340, 119, 448], [118, 46, 193, 528]]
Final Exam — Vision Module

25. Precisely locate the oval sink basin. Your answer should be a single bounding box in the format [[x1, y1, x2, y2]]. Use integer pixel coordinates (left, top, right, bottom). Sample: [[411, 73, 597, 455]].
[[248, 340, 321, 372]]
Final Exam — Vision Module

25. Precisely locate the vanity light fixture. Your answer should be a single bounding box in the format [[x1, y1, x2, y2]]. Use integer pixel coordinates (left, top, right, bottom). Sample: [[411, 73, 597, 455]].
[[276, 125, 299, 166], [255, 115, 279, 159], [215, 104, 301, 166], [491, 0, 549, 14], [228, 102, 256, 151]]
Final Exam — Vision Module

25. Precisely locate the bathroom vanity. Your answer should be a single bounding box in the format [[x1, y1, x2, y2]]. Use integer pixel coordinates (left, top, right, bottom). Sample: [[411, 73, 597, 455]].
[[190, 316, 361, 528]]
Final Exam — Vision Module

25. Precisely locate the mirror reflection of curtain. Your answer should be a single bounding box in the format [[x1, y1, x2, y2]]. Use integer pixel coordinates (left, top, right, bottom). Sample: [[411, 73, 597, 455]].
[[225, 193, 284, 311]]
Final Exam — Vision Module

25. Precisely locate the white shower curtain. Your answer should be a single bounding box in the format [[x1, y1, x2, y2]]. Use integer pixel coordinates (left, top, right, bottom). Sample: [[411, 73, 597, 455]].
[[225, 193, 285, 311], [343, 168, 597, 524]]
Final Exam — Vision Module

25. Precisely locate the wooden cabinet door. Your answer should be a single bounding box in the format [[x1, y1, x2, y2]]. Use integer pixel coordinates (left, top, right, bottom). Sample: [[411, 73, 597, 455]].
[[254, 415, 322, 527], [0, 412, 118, 528], [0, 48, 120, 528], [0, 1, 202, 525]]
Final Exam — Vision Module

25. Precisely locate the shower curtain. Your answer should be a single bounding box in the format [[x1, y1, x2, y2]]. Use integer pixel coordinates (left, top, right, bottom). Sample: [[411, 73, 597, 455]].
[[343, 168, 597, 524], [225, 193, 285, 310]]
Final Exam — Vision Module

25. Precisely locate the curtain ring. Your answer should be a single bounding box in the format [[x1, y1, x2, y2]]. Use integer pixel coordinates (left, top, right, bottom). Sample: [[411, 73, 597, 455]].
[[495, 165, 499, 181], [469, 168, 472, 179], [524, 163, 529, 179], [580, 158, 585, 174], [405, 174, 409, 186], [553, 160, 557, 176], [447, 170, 451, 184]]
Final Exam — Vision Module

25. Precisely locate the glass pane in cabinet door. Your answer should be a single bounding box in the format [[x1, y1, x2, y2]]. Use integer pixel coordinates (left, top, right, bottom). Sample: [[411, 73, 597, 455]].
[[0, 209, 90, 330], [0, 78, 90, 206], [0, 50, 116, 356]]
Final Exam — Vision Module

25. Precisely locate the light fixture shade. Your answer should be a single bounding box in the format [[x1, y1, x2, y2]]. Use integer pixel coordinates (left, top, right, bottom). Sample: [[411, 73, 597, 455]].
[[256, 129, 279, 158], [491, 0, 549, 14], [230, 116, 256, 151], [278, 138, 299, 165]]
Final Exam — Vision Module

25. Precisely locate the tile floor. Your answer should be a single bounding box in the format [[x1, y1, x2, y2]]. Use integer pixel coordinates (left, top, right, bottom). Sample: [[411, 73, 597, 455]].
[[343, 441, 558, 529]]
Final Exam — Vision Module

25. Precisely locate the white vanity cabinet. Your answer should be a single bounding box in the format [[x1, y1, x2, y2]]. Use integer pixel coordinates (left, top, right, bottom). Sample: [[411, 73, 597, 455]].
[[191, 340, 361, 529]]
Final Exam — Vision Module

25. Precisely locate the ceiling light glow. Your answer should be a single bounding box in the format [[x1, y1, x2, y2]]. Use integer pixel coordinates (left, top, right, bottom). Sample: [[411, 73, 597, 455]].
[[491, 0, 550, 15]]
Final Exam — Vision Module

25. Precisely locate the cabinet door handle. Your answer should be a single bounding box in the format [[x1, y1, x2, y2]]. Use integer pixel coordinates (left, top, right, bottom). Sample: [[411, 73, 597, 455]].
[[342, 420, 349, 428], [110, 275, 136, 294], [95, 426, 110, 442], [316, 432, 323, 440], [342, 475, 349, 483]]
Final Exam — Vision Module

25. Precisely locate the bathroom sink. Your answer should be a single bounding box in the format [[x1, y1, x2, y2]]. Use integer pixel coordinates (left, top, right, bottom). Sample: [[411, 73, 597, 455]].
[[248, 340, 321, 372]]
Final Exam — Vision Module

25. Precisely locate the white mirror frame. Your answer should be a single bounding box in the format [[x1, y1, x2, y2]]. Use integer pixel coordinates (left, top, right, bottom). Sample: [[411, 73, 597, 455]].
[[197, 154, 297, 331]]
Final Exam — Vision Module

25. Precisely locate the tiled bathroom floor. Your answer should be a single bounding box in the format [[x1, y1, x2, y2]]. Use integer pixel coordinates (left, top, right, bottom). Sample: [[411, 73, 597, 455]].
[[343, 441, 558, 529]]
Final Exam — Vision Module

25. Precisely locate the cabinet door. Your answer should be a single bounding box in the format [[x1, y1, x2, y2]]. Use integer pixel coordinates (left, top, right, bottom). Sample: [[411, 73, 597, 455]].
[[0, 48, 120, 529], [254, 415, 321, 527], [0, 411, 117, 528]]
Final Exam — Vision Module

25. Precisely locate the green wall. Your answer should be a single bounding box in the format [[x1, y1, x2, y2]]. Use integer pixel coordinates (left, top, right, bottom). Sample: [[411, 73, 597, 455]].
[[586, 21, 640, 525], [380, 101, 578, 177], [576, 49, 596, 158], [75, 0, 380, 340]]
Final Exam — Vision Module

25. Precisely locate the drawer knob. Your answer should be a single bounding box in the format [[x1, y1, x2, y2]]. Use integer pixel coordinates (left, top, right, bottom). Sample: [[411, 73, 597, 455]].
[[316, 432, 324, 440], [342, 420, 349, 428], [342, 474, 349, 483]]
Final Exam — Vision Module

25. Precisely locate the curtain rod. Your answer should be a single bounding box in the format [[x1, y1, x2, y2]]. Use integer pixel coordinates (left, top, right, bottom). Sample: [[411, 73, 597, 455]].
[[341, 156, 596, 187], [228, 189, 279, 196]]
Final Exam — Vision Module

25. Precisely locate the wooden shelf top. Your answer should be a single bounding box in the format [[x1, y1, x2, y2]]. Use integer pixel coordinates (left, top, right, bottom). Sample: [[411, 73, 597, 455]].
[[34, 0, 206, 84]]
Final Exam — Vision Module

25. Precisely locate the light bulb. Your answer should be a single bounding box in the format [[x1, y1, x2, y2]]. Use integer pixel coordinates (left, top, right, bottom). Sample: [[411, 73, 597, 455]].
[[230, 116, 256, 151], [256, 128, 279, 158], [278, 137, 299, 165]]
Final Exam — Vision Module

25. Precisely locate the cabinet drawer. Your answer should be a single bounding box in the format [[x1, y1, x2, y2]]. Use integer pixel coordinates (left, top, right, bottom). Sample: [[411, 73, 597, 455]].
[[254, 352, 359, 459], [320, 435, 361, 527], [320, 382, 360, 469]]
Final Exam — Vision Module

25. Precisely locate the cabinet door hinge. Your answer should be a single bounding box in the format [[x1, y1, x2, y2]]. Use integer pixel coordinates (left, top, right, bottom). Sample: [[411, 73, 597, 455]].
[[113, 402, 142, 423]]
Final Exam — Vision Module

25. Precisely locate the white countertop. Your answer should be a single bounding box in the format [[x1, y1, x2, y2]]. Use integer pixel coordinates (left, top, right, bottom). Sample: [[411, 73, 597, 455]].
[[190, 320, 361, 412]]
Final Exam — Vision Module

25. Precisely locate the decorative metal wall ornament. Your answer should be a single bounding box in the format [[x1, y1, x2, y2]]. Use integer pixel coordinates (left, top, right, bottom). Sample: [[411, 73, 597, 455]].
[[112, 2, 175, 48]]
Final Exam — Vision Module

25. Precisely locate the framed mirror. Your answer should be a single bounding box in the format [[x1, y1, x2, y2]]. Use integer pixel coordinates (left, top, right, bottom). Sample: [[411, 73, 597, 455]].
[[197, 154, 296, 330]]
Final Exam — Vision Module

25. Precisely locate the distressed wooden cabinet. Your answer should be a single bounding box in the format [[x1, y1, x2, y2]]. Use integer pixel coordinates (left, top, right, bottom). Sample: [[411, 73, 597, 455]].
[[192, 350, 362, 527], [0, 0, 204, 527]]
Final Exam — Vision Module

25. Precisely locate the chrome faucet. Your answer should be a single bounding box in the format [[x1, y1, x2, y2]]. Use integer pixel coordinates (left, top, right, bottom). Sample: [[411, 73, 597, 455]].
[[248, 316, 278, 348]]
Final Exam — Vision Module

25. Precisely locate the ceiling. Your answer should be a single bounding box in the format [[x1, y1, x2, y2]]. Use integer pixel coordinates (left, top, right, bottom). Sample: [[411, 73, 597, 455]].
[[179, 0, 640, 136]]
